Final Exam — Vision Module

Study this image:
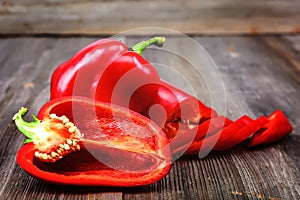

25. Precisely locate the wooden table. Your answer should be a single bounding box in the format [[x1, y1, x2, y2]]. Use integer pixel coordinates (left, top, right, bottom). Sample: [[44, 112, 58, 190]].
[[0, 35, 299, 199]]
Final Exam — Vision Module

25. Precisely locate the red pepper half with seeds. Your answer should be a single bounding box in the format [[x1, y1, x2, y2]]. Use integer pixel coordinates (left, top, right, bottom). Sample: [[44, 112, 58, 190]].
[[13, 97, 171, 186]]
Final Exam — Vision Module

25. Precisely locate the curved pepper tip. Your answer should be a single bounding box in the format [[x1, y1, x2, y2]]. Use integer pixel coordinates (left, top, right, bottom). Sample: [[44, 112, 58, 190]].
[[248, 110, 293, 147]]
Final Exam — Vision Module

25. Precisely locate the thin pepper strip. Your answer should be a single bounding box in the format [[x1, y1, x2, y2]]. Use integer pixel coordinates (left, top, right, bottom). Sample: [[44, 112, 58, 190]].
[[170, 116, 233, 156], [213, 116, 267, 151], [185, 115, 253, 154], [248, 110, 293, 147]]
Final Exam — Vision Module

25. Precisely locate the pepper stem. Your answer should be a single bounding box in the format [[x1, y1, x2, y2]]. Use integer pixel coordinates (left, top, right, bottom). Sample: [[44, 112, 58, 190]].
[[130, 36, 166, 56], [13, 107, 42, 144]]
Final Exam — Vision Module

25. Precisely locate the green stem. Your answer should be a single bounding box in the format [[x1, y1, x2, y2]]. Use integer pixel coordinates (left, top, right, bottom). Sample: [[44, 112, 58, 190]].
[[130, 36, 166, 56], [13, 107, 41, 144]]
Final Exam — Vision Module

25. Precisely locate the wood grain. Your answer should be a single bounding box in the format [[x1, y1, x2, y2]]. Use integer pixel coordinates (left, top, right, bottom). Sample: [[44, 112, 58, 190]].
[[0, 35, 299, 199], [1, 0, 300, 35]]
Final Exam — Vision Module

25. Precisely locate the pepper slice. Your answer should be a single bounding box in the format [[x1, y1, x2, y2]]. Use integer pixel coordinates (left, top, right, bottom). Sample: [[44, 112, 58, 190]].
[[213, 116, 267, 151], [248, 110, 293, 147], [185, 115, 253, 154], [171, 116, 233, 156], [14, 97, 171, 186]]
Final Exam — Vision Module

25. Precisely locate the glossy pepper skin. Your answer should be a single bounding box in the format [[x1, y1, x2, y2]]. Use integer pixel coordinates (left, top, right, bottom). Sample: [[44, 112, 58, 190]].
[[94, 51, 160, 107], [51, 39, 128, 99], [15, 97, 172, 186]]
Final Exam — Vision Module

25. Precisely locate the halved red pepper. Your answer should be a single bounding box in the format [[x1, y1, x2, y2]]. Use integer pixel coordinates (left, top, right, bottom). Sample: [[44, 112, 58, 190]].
[[14, 97, 171, 186], [248, 110, 293, 147]]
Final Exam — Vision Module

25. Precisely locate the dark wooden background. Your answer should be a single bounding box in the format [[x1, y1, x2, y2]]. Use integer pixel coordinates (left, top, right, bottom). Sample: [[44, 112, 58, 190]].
[[0, 0, 300, 199], [1, 0, 300, 35]]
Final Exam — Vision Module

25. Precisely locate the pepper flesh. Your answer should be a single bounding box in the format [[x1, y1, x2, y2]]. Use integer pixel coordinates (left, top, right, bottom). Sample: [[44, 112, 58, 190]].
[[15, 97, 172, 186]]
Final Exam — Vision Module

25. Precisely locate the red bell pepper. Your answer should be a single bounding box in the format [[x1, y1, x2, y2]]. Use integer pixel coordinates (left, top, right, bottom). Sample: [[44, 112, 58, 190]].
[[14, 97, 171, 186], [248, 110, 293, 146], [50, 37, 218, 154], [50, 37, 163, 102]]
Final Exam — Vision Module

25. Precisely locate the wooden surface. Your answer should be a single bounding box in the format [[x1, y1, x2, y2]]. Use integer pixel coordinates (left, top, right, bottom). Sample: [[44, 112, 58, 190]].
[[1, 0, 300, 35], [0, 35, 300, 199]]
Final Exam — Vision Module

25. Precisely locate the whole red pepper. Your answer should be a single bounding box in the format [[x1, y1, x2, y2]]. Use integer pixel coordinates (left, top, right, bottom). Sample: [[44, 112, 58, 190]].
[[49, 37, 293, 154], [50, 37, 218, 153], [14, 97, 171, 186]]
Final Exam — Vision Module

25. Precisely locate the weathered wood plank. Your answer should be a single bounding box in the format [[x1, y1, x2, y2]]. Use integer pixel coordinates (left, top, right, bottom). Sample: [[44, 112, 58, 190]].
[[0, 35, 299, 199], [1, 0, 300, 35]]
